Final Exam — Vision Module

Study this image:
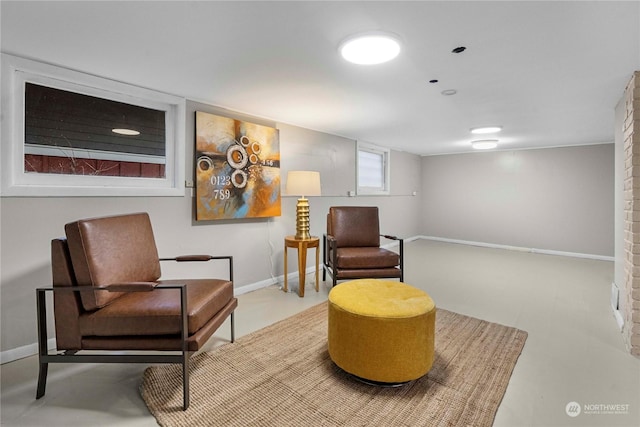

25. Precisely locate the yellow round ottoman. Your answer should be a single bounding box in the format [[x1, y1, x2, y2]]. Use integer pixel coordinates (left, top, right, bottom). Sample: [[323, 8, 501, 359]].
[[328, 279, 436, 384]]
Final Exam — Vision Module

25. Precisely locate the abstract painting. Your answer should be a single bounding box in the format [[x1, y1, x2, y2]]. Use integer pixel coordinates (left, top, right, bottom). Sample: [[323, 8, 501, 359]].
[[195, 112, 281, 220]]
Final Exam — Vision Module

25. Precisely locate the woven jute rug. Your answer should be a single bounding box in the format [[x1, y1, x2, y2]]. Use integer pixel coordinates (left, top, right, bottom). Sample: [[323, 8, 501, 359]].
[[140, 302, 527, 426]]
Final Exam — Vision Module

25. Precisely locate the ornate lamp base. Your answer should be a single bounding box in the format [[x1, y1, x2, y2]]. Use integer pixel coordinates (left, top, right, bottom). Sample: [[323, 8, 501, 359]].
[[295, 197, 311, 240]]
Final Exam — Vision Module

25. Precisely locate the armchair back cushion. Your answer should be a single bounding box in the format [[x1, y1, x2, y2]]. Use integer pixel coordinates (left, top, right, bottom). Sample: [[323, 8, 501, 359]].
[[329, 206, 380, 248], [65, 213, 161, 311]]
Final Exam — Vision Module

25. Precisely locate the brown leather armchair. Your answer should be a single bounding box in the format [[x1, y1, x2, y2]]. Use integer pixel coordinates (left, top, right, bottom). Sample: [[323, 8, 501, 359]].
[[322, 206, 403, 286], [36, 212, 237, 410]]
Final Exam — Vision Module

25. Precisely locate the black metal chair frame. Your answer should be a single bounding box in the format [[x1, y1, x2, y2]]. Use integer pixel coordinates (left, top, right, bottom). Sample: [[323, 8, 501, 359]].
[[36, 256, 235, 411], [323, 234, 404, 286]]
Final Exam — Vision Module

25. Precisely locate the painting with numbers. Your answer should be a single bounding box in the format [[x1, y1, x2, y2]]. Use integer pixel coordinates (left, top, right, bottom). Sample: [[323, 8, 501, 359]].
[[195, 111, 281, 220]]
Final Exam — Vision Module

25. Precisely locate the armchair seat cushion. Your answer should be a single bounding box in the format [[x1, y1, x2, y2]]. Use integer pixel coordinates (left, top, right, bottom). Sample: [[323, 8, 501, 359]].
[[79, 279, 233, 337], [335, 247, 400, 269]]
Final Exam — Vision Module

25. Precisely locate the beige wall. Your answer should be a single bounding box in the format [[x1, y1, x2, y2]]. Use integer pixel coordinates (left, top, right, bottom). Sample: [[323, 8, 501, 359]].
[[0, 100, 422, 355], [0, 100, 618, 357], [421, 144, 614, 257], [0, 118, 617, 357]]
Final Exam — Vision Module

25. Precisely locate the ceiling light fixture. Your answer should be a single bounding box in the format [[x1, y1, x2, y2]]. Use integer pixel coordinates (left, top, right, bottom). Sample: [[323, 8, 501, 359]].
[[472, 140, 498, 150], [112, 128, 140, 136], [441, 89, 457, 96], [339, 32, 401, 65], [470, 126, 502, 134]]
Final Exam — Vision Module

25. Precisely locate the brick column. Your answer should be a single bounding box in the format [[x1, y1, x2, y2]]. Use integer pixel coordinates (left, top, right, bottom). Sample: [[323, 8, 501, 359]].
[[623, 71, 640, 357]]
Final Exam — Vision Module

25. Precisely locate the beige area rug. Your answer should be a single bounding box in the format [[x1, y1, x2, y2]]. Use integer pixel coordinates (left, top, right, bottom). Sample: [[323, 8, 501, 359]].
[[140, 302, 527, 426]]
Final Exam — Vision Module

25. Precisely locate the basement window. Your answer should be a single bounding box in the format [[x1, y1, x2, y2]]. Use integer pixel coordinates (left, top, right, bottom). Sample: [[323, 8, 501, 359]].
[[1, 54, 185, 197], [357, 141, 390, 195]]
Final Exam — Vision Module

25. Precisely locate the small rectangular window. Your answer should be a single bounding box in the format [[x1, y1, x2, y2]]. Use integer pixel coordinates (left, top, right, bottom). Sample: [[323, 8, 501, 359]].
[[1, 54, 185, 197], [24, 83, 167, 178], [357, 141, 390, 195]]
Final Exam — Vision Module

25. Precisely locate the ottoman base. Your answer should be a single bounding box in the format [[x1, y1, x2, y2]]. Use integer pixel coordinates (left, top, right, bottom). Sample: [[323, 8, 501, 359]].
[[349, 374, 411, 388]]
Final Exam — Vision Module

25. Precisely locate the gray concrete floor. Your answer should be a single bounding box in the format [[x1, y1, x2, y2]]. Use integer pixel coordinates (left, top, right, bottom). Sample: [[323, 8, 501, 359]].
[[1, 239, 639, 426]]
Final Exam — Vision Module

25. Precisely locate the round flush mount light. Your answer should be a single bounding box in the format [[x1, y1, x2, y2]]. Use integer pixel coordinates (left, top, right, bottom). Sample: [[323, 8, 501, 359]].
[[112, 128, 140, 136], [339, 32, 401, 65], [472, 140, 498, 150], [470, 126, 502, 134], [441, 89, 457, 96]]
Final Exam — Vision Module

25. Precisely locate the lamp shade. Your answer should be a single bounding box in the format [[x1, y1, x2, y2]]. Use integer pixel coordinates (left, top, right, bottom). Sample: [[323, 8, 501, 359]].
[[286, 171, 321, 197]]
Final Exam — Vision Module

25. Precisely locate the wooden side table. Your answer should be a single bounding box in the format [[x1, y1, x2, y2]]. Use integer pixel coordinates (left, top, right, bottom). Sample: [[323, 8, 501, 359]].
[[284, 235, 320, 297]]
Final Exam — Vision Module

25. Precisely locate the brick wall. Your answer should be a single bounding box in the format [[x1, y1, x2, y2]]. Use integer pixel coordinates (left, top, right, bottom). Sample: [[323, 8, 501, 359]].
[[623, 71, 640, 357]]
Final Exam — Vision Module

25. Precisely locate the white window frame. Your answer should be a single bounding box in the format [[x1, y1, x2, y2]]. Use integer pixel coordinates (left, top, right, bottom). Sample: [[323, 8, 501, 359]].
[[357, 141, 390, 195], [1, 54, 185, 197]]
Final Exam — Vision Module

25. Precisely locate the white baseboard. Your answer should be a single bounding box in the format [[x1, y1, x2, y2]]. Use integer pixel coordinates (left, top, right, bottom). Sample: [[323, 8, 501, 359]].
[[418, 235, 614, 262], [235, 262, 327, 295], [2, 234, 608, 364], [234, 277, 278, 295], [1, 267, 321, 364], [381, 235, 420, 249], [0, 338, 56, 365]]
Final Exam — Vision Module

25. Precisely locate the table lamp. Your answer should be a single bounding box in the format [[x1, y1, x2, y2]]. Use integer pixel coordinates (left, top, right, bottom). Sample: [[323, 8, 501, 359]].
[[285, 171, 321, 240]]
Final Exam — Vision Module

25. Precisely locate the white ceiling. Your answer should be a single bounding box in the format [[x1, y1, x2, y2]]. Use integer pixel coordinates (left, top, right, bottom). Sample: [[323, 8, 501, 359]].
[[2, 1, 639, 156]]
